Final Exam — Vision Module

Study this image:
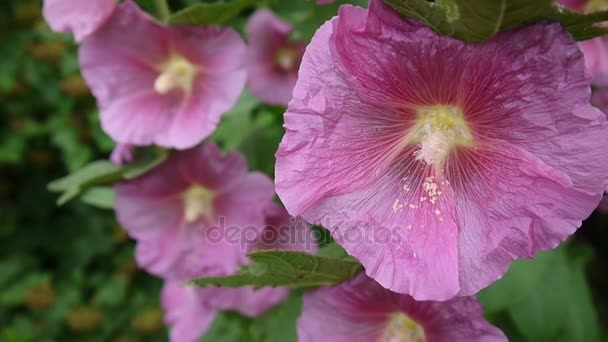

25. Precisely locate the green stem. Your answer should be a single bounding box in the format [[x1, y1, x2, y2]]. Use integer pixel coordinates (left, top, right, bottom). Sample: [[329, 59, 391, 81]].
[[154, 0, 171, 22]]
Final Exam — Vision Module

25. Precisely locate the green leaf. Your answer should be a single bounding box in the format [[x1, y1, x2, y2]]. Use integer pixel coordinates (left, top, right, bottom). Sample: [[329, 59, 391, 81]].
[[384, 0, 608, 42], [47, 160, 122, 205], [168, 0, 256, 25], [47, 149, 167, 206], [80, 187, 115, 209], [192, 249, 362, 289]]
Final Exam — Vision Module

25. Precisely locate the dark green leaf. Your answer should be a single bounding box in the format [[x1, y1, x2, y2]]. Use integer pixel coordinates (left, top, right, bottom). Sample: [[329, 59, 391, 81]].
[[479, 246, 601, 342], [168, 0, 256, 25], [192, 249, 362, 289], [384, 0, 608, 42]]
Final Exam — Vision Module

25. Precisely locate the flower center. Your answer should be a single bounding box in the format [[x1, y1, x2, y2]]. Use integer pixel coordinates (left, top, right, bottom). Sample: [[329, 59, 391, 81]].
[[383, 313, 426, 342], [274, 47, 298, 71], [408, 105, 473, 167], [183, 186, 215, 223], [154, 54, 197, 95]]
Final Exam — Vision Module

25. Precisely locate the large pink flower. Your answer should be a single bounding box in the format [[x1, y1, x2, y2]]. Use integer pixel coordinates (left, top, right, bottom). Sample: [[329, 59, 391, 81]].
[[115, 142, 274, 280], [43, 0, 116, 42], [297, 274, 506, 342], [246, 9, 305, 106], [161, 205, 317, 341], [80, 0, 247, 149], [275, 0, 608, 300]]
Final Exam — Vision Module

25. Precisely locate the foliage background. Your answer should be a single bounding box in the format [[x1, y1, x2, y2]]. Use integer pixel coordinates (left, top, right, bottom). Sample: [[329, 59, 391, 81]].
[[0, 0, 607, 341]]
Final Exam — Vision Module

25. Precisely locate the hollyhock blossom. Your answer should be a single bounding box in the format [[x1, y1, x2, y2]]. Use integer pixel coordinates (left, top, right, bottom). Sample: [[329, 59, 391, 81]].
[[43, 0, 116, 42], [80, 0, 247, 149], [115, 142, 274, 280], [161, 206, 317, 342], [276, 0, 608, 300], [558, 0, 608, 85], [246, 9, 305, 105], [298, 274, 506, 342]]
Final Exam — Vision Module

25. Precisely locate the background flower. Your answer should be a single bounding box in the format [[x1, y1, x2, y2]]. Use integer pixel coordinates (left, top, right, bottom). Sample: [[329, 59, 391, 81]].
[[115, 142, 274, 280], [246, 9, 305, 106], [79, 0, 247, 149]]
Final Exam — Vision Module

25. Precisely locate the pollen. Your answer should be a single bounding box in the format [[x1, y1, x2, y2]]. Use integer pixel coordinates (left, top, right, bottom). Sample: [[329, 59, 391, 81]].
[[183, 185, 215, 223], [383, 312, 426, 342], [154, 54, 198, 94], [408, 105, 473, 167]]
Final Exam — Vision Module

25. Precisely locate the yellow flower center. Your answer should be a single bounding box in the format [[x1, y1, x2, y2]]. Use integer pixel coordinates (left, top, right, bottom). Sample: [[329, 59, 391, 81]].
[[407, 105, 473, 167], [154, 54, 197, 95], [183, 186, 214, 223], [383, 313, 427, 342], [274, 47, 298, 71]]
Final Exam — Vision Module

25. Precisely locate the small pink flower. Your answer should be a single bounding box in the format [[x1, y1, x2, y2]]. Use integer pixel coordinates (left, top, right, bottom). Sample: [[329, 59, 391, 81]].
[[43, 0, 116, 42], [246, 9, 305, 106], [80, 0, 247, 149], [110, 143, 134, 165], [276, 0, 608, 300], [298, 274, 507, 342], [115, 142, 274, 280], [161, 205, 317, 341]]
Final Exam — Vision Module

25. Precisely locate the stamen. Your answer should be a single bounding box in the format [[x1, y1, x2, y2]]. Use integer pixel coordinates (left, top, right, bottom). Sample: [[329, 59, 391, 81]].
[[154, 55, 197, 94], [183, 186, 215, 223], [383, 312, 426, 342]]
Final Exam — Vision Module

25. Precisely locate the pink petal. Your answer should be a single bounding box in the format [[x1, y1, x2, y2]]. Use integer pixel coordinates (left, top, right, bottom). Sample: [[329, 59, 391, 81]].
[[43, 0, 116, 42], [162, 281, 216, 342]]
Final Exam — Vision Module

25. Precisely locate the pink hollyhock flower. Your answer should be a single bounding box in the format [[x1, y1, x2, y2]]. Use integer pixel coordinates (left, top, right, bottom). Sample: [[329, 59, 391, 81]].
[[43, 0, 116, 42], [161, 206, 317, 341], [558, 0, 608, 85], [115, 142, 274, 280], [162, 281, 216, 342], [80, 0, 247, 149], [110, 143, 134, 165], [276, 0, 608, 300], [246, 9, 305, 106], [298, 274, 507, 342]]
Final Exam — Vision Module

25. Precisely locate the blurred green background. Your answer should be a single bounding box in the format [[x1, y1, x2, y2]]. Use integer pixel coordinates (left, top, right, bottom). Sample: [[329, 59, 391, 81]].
[[1, 0, 608, 341]]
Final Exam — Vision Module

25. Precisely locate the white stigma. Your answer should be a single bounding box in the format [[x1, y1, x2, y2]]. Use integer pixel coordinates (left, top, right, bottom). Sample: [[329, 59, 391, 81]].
[[154, 55, 197, 95], [183, 186, 214, 223], [413, 123, 453, 166]]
